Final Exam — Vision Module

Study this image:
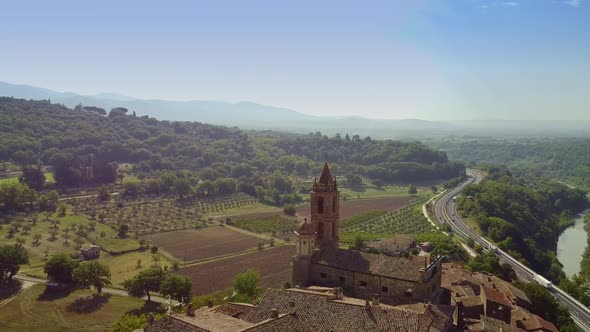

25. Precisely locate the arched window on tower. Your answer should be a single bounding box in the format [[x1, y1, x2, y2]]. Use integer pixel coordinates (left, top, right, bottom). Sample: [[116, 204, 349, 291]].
[[317, 222, 324, 240], [318, 197, 324, 214]]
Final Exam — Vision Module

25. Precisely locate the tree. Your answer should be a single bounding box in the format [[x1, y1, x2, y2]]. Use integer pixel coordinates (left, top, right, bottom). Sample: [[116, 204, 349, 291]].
[[160, 274, 192, 303], [97, 186, 110, 202], [118, 224, 129, 238], [408, 184, 418, 196], [352, 234, 365, 250], [122, 266, 164, 302], [22, 225, 31, 235], [283, 204, 296, 216], [232, 269, 260, 303], [38, 190, 59, 212], [514, 281, 577, 331], [44, 253, 79, 283], [33, 233, 42, 245], [58, 203, 67, 217], [19, 166, 45, 191], [430, 186, 438, 194], [174, 178, 193, 199], [0, 244, 29, 283], [72, 260, 111, 295]]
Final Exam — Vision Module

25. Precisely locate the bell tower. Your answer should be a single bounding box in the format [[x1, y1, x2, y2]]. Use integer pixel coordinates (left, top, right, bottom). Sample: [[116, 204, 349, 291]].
[[310, 163, 340, 248]]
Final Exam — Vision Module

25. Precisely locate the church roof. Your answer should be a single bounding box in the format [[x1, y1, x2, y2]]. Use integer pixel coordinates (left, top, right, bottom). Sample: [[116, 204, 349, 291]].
[[318, 162, 334, 185], [311, 247, 429, 282], [239, 288, 449, 331]]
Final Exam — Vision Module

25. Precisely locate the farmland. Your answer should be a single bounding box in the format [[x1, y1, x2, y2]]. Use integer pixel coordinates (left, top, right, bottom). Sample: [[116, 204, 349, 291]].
[[72, 193, 261, 235], [175, 245, 294, 296], [0, 284, 156, 332], [230, 215, 297, 235], [338, 185, 429, 200], [340, 195, 438, 244], [0, 212, 140, 266], [143, 227, 262, 262], [296, 196, 414, 219]]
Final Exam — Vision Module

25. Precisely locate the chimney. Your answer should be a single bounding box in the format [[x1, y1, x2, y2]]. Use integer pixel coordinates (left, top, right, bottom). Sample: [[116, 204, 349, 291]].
[[288, 301, 296, 315], [186, 303, 196, 317], [207, 299, 214, 308], [271, 308, 279, 319]]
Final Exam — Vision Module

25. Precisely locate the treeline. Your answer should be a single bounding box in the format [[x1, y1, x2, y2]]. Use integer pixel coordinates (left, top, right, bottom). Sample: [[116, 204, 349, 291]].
[[458, 167, 589, 280], [121, 170, 302, 206], [0, 98, 464, 194], [0, 181, 60, 213], [432, 137, 590, 190]]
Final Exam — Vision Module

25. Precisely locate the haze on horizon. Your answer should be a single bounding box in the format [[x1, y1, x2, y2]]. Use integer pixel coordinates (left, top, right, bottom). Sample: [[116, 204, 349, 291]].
[[1, 0, 589, 121]]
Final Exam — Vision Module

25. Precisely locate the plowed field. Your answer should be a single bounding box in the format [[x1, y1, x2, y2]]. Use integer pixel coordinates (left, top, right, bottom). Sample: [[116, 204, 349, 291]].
[[143, 227, 260, 262], [175, 245, 294, 295]]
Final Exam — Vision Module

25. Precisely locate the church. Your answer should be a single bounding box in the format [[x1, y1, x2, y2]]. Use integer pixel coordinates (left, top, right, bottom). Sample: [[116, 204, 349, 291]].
[[291, 163, 444, 306]]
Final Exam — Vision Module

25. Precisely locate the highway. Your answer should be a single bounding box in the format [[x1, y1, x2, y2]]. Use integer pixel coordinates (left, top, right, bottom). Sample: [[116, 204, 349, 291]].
[[433, 170, 590, 331]]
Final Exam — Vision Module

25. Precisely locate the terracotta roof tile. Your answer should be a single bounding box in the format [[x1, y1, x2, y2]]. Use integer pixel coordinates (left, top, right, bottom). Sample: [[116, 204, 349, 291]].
[[311, 247, 427, 282], [240, 288, 450, 332]]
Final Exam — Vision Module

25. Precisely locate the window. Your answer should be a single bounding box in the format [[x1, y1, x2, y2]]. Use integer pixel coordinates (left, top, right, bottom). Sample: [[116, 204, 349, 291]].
[[382, 286, 389, 293], [317, 197, 324, 214], [339, 276, 345, 284], [317, 222, 324, 240], [360, 281, 367, 287], [320, 273, 327, 279]]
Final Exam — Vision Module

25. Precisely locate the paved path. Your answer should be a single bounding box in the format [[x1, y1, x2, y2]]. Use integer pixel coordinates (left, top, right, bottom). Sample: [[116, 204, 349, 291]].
[[14, 274, 176, 305]]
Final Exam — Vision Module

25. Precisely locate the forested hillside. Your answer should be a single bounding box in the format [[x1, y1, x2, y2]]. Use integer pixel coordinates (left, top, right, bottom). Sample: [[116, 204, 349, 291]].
[[0, 98, 463, 207], [458, 166, 589, 280], [431, 137, 590, 190]]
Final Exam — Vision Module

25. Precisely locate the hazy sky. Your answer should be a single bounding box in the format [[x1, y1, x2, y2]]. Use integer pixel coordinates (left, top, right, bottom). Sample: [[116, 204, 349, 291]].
[[1, 0, 589, 120]]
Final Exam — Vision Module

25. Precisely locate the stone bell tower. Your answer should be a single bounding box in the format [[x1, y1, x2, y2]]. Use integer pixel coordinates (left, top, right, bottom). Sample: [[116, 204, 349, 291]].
[[310, 162, 340, 248]]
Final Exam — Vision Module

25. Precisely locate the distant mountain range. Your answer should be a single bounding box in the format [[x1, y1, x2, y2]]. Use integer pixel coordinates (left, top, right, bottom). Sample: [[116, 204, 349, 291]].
[[2, 81, 589, 138]]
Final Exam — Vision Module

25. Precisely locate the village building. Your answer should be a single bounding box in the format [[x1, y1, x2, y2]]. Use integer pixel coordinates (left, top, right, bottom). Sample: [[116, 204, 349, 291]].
[[144, 286, 454, 332], [79, 244, 100, 260], [291, 163, 444, 306], [442, 263, 558, 332]]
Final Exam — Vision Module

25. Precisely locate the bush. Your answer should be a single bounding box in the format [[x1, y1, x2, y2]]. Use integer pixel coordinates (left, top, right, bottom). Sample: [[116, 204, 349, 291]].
[[283, 204, 296, 216]]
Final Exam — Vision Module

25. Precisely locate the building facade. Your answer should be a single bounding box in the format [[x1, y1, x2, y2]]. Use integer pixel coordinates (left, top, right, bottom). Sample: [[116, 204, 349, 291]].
[[292, 163, 443, 306]]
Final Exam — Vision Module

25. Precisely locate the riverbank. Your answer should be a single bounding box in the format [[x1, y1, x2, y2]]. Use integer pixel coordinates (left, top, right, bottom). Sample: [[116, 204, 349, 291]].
[[557, 209, 590, 277]]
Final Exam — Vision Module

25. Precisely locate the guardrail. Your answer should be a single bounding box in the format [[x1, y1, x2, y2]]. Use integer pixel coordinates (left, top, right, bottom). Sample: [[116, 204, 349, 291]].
[[438, 171, 590, 330]]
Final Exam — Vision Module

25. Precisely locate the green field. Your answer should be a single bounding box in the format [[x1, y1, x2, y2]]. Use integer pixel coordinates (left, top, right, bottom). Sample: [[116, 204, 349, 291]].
[[0, 173, 55, 186], [339, 185, 430, 200], [340, 195, 438, 244], [0, 283, 158, 332], [231, 215, 297, 235]]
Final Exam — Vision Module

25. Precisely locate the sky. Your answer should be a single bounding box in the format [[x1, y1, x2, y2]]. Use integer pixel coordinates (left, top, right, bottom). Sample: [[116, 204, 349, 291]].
[[0, 0, 589, 121]]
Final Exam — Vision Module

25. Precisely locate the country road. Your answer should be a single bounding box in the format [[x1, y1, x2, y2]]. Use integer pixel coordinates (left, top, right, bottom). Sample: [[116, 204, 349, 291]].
[[433, 170, 590, 331], [13, 274, 176, 306]]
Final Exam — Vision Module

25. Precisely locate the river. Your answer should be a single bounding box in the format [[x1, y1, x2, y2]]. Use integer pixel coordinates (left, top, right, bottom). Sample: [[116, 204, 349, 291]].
[[557, 209, 590, 277]]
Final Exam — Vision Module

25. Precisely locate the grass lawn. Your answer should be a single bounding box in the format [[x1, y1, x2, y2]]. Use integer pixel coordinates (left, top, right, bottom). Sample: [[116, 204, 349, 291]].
[[0, 173, 55, 186], [122, 174, 140, 184], [339, 185, 430, 200], [0, 176, 19, 185], [0, 284, 156, 332], [20, 250, 171, 286]]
